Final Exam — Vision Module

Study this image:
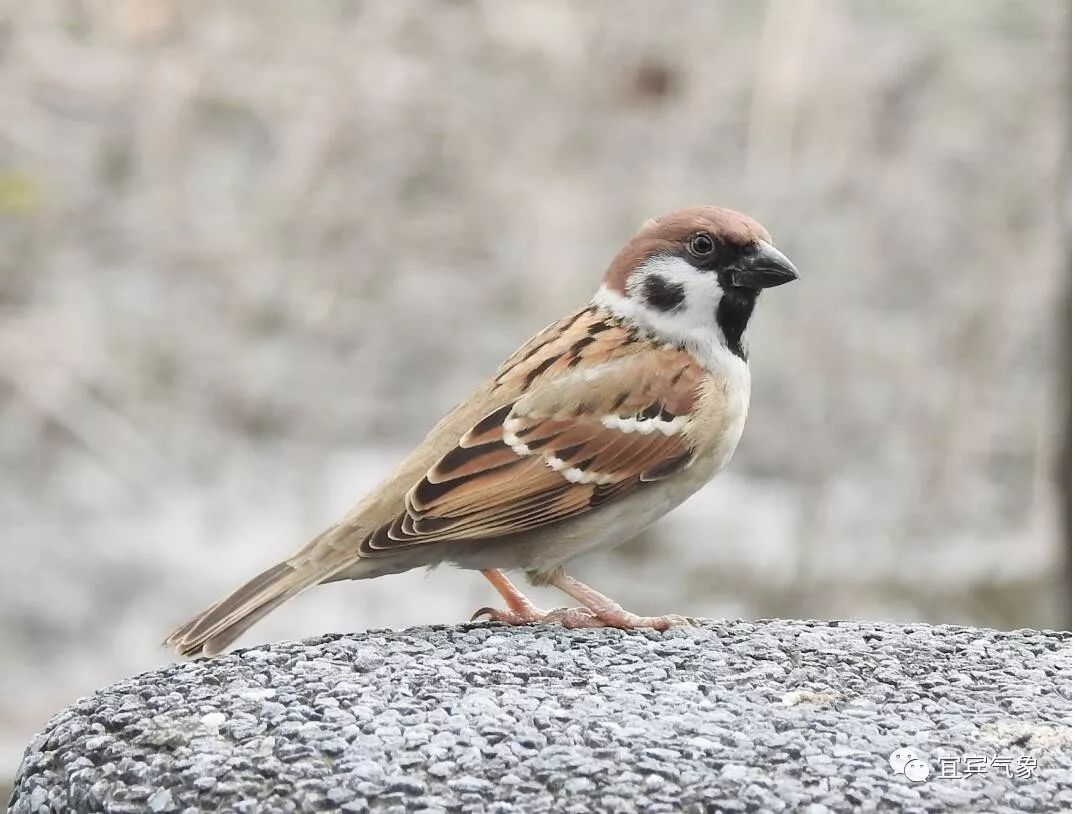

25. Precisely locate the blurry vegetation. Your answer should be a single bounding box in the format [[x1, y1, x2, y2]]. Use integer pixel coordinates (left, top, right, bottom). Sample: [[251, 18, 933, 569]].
[[0, 0, 1068, 789]]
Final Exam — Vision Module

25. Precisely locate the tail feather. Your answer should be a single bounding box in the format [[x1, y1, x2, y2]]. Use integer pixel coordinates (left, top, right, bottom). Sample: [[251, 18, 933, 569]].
[[164, 556, 355, 658]]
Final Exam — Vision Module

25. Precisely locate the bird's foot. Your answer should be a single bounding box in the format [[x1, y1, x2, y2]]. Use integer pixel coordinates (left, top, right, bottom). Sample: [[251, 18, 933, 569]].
[[470, 604, 688, 630], [470, 604, 602, 627], [472, 568, 690, 631], [584, 610, 693, 631], [470, 605, 545, 624], [540, 607, 605, 628], [547, 571, 694, 632]]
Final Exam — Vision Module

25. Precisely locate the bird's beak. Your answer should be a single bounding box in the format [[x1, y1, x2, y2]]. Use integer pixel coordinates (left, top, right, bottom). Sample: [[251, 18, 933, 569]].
[[729, 242, 800, 289]]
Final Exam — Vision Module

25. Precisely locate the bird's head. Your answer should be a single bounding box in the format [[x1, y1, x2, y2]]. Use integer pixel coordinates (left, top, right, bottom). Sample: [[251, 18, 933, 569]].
[[595, 205, 799, 360]]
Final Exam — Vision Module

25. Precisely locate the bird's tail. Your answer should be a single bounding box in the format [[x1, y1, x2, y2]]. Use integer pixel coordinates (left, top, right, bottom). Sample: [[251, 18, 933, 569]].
[[164, 545, 358, 657]]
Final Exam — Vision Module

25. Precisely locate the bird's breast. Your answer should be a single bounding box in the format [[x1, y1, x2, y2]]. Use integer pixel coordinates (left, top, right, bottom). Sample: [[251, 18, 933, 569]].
[[685, 353, 751, 476]]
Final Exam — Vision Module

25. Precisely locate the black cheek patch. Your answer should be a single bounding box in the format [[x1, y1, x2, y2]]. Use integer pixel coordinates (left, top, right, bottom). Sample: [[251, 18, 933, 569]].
[[641, 275, 686, 313]]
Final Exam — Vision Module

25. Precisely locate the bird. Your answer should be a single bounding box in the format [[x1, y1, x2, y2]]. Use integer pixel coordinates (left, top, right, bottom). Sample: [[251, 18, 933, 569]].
[[165, 205, 799, 657]]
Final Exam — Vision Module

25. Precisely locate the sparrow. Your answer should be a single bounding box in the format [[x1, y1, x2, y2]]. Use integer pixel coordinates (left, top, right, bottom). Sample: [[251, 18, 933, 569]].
[[166, 205, 799, 656]]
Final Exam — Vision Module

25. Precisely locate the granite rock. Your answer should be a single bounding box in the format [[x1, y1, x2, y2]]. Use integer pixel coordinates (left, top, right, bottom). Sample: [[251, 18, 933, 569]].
[[9, 620, 1072, 813]]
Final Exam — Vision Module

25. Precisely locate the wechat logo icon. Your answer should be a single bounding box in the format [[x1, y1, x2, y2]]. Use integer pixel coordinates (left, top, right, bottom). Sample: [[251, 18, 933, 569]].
[[890, 747, 931, 782]]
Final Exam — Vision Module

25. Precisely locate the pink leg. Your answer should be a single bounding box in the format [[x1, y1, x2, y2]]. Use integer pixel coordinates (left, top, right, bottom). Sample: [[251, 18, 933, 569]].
[[550, 572, 691, 631], [471, 569, 546, 623], [472, 569, 600, 628]]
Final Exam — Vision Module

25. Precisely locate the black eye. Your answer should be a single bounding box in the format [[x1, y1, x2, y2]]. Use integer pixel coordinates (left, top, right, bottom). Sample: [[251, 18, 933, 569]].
[[688, 233, 715, 257]]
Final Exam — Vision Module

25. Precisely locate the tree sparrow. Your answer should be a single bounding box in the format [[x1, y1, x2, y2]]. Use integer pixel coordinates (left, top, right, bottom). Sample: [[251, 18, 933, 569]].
[[166, 206, 799, 656]]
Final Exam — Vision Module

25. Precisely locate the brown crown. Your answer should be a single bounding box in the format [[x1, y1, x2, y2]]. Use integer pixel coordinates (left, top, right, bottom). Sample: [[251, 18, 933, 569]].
[[603, 206, 773, 293]]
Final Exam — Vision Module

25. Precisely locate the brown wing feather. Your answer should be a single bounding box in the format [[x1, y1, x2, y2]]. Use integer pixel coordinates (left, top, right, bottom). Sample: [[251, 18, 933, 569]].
[[360, 337, 707, 555]]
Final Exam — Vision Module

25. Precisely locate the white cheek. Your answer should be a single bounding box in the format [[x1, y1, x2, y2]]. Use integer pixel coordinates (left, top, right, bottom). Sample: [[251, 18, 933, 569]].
[[592, 255, 743, 374], [626, 254, 723, 322]]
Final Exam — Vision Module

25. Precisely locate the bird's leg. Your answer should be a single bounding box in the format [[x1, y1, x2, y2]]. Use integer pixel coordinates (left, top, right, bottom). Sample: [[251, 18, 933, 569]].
[[549, 571, 691, 631], [472, 569, 601, 627], [471, 569, 548, 623]]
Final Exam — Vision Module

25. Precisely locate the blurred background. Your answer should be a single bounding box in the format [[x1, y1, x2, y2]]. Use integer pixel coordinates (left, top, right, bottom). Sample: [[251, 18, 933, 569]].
[[0, 0, 1070, 793]]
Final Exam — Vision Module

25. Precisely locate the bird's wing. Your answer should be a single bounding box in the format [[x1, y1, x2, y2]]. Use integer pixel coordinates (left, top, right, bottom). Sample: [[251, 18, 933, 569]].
[[358, 310, 712, 554]]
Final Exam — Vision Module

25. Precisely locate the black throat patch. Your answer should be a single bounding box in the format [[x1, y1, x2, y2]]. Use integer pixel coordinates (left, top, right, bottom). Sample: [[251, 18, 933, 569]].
[[715, 288, 758, 360], [641, 274, 686, 313]]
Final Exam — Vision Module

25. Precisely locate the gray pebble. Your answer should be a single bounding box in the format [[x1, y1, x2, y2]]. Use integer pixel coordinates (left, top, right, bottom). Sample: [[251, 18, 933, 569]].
[[146, 788, 175, 812]]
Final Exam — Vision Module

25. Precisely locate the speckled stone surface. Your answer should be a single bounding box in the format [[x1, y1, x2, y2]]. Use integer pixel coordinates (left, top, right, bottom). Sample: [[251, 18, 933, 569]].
[[9, 620, 1072, 813]]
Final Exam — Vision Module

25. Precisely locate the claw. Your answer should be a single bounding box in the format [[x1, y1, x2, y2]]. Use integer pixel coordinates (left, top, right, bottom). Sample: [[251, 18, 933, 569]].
[[470, 606, 544, 625], [601, 612, 692, 631], [648, 613, 693, 631], [469, 604, 599, 627], [542, 606, 604, 628]]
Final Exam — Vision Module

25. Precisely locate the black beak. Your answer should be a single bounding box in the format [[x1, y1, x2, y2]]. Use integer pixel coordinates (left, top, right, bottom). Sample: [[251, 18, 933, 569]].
[[728, 242, 800, 289]]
